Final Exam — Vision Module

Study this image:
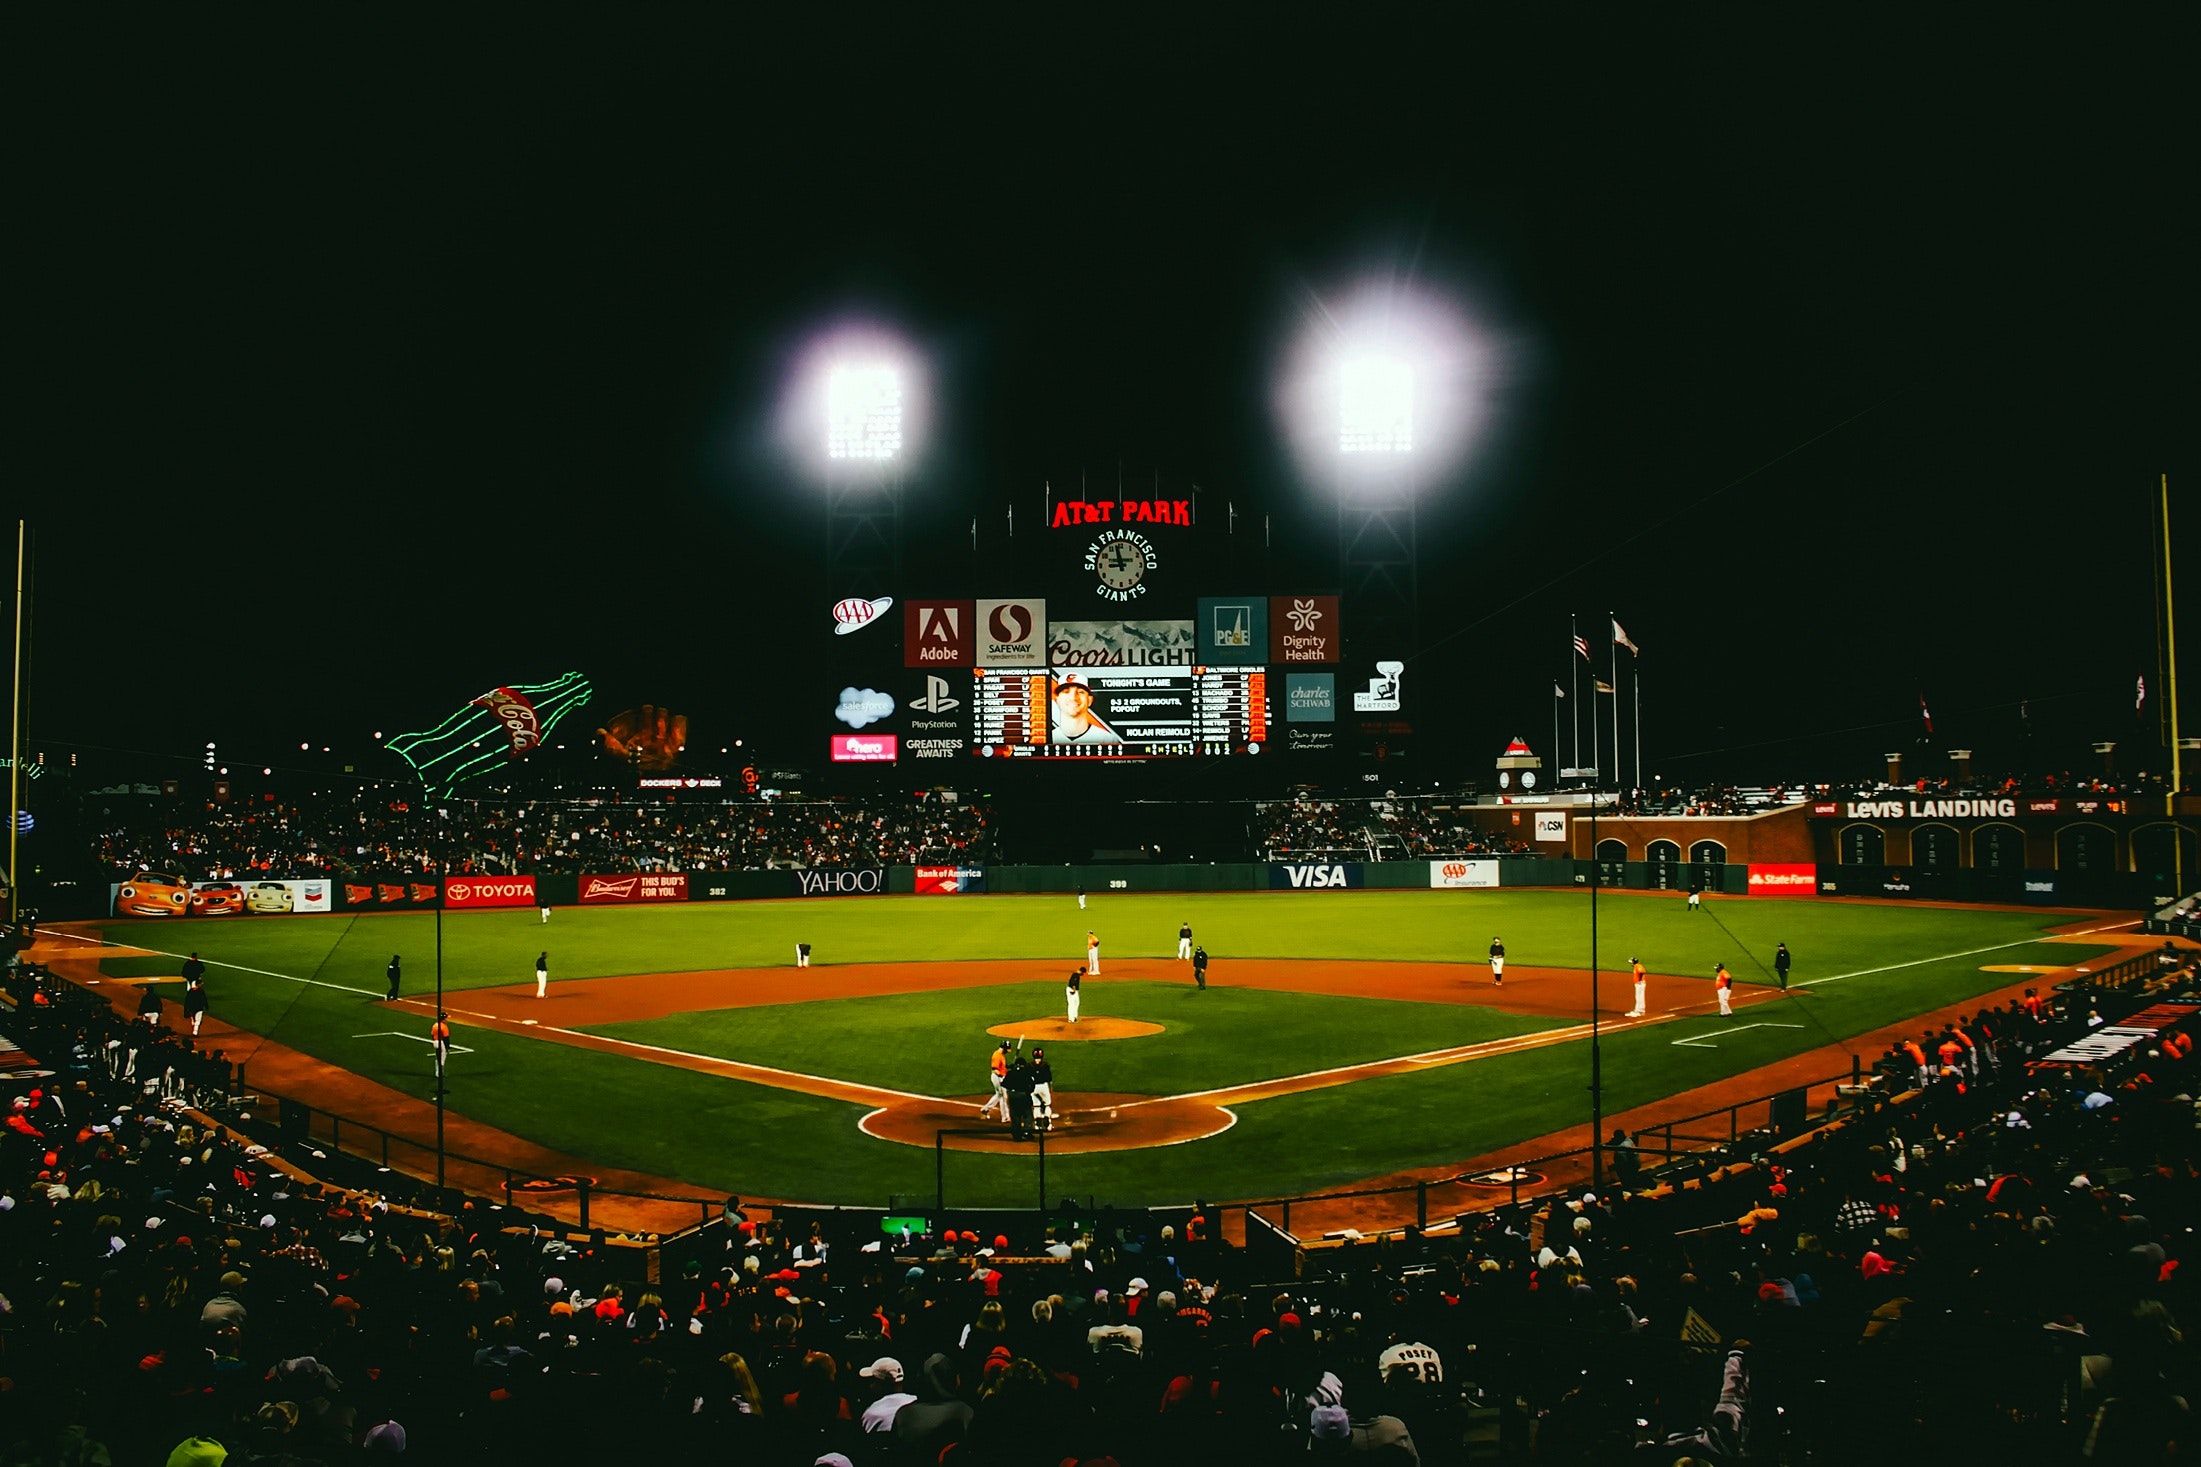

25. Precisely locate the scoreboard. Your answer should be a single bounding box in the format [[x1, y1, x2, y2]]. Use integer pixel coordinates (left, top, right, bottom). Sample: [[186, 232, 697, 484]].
[[972, 666, 1268, 759]]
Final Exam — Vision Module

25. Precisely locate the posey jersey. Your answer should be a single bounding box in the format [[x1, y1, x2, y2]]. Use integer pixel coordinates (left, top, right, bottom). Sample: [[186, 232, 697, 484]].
[[1378, 1340, 1444, 1385]]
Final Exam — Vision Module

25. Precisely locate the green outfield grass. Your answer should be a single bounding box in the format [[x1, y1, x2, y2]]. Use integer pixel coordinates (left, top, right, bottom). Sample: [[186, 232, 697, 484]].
[[76, 891, 2126, 1206]]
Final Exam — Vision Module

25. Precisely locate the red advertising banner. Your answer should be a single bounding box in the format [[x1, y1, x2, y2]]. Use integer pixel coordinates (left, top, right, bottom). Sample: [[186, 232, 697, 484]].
[[443, 875, 538, 909], [914, 865, 987, 894], [830, 733, 899, 763], [1746, 863, 1818, 896], [579, 873, 690, 904]]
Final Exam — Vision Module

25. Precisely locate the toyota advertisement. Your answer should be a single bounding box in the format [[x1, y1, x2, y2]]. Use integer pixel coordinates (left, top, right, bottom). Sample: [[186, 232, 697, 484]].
[[442, 875, 539, 910], [580, 873, 690, 904]]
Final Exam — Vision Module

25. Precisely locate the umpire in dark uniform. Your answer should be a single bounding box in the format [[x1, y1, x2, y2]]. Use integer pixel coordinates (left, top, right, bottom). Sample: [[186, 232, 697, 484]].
[[1005, 1051, 1038, 1140]]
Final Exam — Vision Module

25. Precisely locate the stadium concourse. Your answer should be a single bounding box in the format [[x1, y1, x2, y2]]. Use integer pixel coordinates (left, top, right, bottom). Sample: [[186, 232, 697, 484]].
[[3, 912, 2196, 1463]]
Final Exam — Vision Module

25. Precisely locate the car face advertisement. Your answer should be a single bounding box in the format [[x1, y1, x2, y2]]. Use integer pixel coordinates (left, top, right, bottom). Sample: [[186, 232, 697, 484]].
[[111, 875, 332, 918]]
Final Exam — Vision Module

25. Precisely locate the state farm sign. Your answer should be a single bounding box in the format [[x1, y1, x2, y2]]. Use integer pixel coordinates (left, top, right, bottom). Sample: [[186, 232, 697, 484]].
[[580, 873, 689, 905], [1746, 863, 1817, 896], [443, 876, 537, 909]]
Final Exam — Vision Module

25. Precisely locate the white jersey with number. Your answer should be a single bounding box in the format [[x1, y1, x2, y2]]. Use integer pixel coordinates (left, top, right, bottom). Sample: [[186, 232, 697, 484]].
[[1378, 1340, 1444, 1385]]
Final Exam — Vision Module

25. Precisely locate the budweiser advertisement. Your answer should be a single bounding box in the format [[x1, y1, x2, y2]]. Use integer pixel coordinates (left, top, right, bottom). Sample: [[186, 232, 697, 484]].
[[829, 733, 899, 763], [914, 865, 987, 895], [579, 873, 689, 904], [442, 875, 538, 909], [1746, 863, 1818, 896]]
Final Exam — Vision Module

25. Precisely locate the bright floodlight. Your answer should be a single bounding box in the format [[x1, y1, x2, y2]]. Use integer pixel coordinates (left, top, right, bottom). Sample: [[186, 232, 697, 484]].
[[1338, 356, 1414, 453], [826, 364, 903, 461], [1274, 275, 1505, 488]]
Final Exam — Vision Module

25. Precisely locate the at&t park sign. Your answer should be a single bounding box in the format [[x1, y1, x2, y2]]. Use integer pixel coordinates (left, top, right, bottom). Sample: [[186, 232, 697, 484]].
[[1819, 798, 2018, 820], [1050, 498, 1192, 528]]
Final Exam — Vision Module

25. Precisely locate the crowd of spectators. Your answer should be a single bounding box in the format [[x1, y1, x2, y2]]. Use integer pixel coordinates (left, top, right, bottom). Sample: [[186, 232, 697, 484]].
[[1254, 798, 1532, 862], [87, 792, 993, 881], [3, 921, 2195, 1461]]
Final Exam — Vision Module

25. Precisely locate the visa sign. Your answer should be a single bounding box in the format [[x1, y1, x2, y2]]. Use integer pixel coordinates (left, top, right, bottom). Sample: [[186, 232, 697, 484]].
[[1269, 862, 1364, 889]]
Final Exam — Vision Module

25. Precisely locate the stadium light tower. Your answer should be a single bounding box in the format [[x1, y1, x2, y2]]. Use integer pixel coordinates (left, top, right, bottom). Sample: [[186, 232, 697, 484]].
[[1276, 279, 1494, 684], [783, 325, 925, 603]]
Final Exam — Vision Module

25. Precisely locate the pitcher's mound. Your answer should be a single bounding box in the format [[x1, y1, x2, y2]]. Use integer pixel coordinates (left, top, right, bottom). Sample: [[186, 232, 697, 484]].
[[987, 1017, 1162, 1042]]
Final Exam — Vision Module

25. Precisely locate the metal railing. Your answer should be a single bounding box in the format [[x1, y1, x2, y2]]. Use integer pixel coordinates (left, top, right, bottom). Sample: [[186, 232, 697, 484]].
[[238, 1078, 727, 1234]]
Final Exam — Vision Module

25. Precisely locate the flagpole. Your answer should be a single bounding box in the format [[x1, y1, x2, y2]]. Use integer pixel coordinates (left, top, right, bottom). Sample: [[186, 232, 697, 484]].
[[1570, 614, 1580, 777], [1633, 661, 1643, 796], [1609, 616, 1621, 792], [2164, 472, 2182, 893]]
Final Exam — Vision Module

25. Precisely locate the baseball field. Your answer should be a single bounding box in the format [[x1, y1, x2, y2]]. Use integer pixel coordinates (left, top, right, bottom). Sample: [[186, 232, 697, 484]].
[[45, 889, 2139, 1214]]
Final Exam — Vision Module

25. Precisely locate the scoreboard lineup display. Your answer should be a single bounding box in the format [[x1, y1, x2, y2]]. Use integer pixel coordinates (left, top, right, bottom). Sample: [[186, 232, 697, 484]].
[[840, 492, 1348, 766], [972, 663, 1270, 759]]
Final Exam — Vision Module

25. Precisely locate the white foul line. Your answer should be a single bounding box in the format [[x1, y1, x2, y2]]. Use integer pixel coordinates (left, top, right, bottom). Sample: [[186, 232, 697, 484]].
[[1672, 1021, 1805, 1048], [1788, 918, 2139, 990], [42, 929, 382, 998]]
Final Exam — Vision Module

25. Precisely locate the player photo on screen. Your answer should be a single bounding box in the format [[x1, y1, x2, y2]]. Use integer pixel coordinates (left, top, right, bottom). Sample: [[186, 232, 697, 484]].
[[1048, 669, 1196, 746], [1049, 673, 1122, 744]]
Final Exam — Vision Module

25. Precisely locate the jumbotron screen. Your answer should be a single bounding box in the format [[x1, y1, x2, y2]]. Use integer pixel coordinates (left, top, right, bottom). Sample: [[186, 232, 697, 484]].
[[972, 666, 1269, 758]]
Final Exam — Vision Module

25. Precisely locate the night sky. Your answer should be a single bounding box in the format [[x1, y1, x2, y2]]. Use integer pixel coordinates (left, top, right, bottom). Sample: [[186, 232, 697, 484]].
[[11, 12, 2194, 791]]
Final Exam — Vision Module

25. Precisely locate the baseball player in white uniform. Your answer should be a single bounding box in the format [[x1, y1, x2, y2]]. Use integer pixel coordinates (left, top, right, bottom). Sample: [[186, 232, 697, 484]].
[[1086, 930, 1100, 975], [1066, 967, 1083, 1024], [1176, 921, 1192, 960]]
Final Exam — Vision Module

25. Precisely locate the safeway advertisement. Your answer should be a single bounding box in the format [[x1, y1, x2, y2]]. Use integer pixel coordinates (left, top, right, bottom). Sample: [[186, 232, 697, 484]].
[[1746, 863, 1818, 896], [442, 875, 538, 909], [580, 873, 689, 904], [1429, 859, 1500, 889], [915, 865, 987, 894]]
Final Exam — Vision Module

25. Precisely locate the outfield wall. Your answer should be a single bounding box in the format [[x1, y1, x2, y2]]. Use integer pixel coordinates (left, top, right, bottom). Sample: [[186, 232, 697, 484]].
[[71, 855, 2153, 920]]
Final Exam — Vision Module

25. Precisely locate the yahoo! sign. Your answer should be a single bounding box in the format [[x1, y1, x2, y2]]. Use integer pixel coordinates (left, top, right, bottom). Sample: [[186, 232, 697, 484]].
[[794, 867, 886, 897]]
